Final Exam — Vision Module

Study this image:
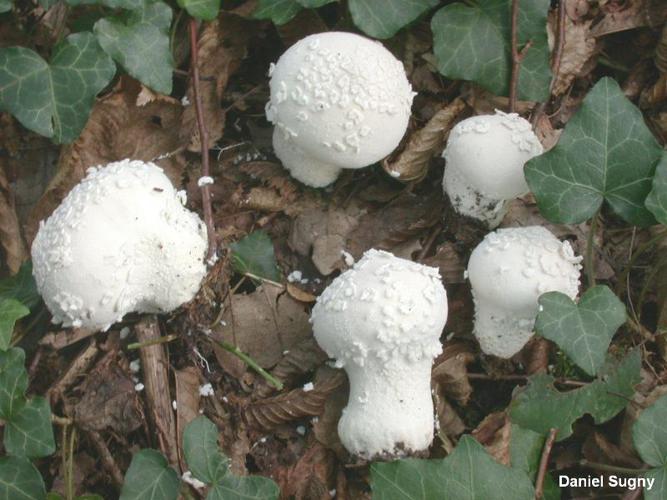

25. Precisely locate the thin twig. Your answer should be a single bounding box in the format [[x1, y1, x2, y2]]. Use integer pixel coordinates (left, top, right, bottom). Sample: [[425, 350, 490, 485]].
[[127, 333, 179, 350], [549, 0, 567, 93], [509, 0, 533, 112], [189, 19, 216, 262], [85, 430, 124, 488], [579, 460, 648, 475], [535, 428, 558, 499], [210, 337, 284, 390]]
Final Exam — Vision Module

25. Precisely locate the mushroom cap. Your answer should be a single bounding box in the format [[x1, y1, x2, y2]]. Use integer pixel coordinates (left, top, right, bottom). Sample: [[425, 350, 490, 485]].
[[467, 226, 582, 357], [272, 129, 342, 188], [311, 249, 447, 367], [443, 110, 543, 200], [266, 32, 414, 174], [31, 159, 208, 331]]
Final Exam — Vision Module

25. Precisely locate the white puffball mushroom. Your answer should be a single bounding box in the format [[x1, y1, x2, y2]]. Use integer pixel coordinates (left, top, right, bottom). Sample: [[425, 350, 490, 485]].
[[266, 32, 415, 187], [467, 226, 582, 358], [311, 249, 448, 459], [442, 110, 543, 227], [31, 159, 208, 332]]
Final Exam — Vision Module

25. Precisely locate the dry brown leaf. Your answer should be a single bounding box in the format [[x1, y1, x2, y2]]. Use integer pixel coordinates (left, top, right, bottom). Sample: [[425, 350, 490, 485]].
[[213, 285, 312, 379], [256, 338, 328, 399], [26, 78, 185, 244], [641, 73, 667, 108], [422, 242, 465, 284], [286, 283, 316, 303], [175, 367, 201, 472], [312, 377, 348, 457], [582, 431, 644, 468], [533, 113, 562, 153], [281, 443, 335, 500], [435, 397, 466, 438], [383, 98, 465, 182], [591, 0, 653, 37], [245, 369, 346, 431], [180, 14, 251, 152], [472, 412, 511, 466], [74, 359, 143, 434], [0, 165, 27, 273], [432, 343, 474, 405], [552, 18, 597, 96]]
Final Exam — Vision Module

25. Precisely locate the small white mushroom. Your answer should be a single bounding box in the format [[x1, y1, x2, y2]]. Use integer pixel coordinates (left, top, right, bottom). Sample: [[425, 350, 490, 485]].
[[266, 32, 415, 187], [442, 110, 543, 227], [467, 226, 582, 358], [311, 249, 447, 459], [31, 159, 208, 332]]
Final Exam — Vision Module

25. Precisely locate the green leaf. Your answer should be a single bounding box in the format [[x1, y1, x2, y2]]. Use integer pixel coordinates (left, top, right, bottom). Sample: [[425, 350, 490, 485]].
[[0, 347, 28, 419], [0, 0, 11, 13], [296, 0, 333, 7], [94, 1, 173, 94], [183, 416, 228, 485], [0, 33, 115, 143], [253, 0, 302, 25], [209, 475, 280, 500], [632, 394, 667, 500], [119, 449, 179, 500], [4, 397, 55, 458], [431, 0, 551, 102], [230, 231, 281, 282], [0, 456, 46, 500], [646, 152, 667, 225], [510, 425, 560, 500], [0, 262, 40, 310], [535, 286, 626, 376], [67, 0, 145, 9], [511, 349, 641, 440], [525, 77, 663, 225], [0, 299, 29, 351], [177, 0, 219, 21], [348, 0, 438, 39], [371, 435, 535, 500]]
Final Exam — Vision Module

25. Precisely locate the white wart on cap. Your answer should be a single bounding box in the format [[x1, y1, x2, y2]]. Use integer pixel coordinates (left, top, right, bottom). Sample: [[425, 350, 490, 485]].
[[467, 226, 582, 358], [266, 32, 415, 187], [31, 159, 208, 332], [311, 249, 447, 459], [442, 110, 543, 227]]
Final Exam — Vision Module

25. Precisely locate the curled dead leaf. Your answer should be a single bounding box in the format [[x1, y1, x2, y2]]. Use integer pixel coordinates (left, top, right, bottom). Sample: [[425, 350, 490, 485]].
[[175, 367, 201, 471], [383, 98, 465, 182], [472, 412, 511, 466], [282, 443, 336, 500], [0, 164, 26, 273], [245, 369, 346, 431], [551, 18, 597, 96]]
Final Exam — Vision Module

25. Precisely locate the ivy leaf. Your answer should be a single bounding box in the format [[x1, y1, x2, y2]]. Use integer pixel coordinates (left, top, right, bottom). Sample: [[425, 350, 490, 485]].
[[510, 425, 560, 500], [177, 0, 219, 21], [94, 1, 173, 94], [0, 0, 11, 13], [4, 396, 55, 458], [371, 435, 535, 499], [0, 348, 28, 419], [632, 394, 667, 500], [0, 299, 29, 352], [0, 32, 115, 143], [0, 456, 46, 500], [511, 349, 640, 440], [431, 0, 551, 102], [535, 286, 626, 376], [253, 0, 302, 25], [646, 152, 667, 225], [183, 416, 228, 485], [348, 0, 438, 39], [0, 262, 40, 310], [525, 77, 663, 225], [230, 231, 281, 282], [67, 0, 145, 9], [209, 476, 280, 500], [119, 449, 179, 500]]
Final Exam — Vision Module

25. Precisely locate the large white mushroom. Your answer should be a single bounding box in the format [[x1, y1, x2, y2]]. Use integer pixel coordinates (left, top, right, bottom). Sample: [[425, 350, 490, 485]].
[[311, 249, 447, 459], [265, 32, 415, 187], [467, 226, 582, 358], [31, 159, 208, 332], [442, 110, 543, 227]]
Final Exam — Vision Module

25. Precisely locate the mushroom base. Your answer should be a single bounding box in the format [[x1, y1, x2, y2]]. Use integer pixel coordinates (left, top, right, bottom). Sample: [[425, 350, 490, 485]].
[[473, 302, 536, 358], [273, 131, 342, 188], [443, 164, 508, 228], [338, 359, 435, 460]]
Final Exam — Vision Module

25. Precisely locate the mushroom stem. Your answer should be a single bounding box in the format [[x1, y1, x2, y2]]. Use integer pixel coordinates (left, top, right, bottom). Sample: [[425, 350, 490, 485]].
[[189, 18, 216, 262]]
